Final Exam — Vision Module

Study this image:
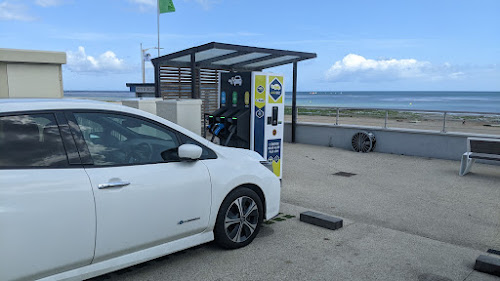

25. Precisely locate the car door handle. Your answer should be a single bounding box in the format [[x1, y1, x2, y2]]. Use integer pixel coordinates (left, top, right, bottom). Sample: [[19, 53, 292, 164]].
[[98, 181, 131, 189]]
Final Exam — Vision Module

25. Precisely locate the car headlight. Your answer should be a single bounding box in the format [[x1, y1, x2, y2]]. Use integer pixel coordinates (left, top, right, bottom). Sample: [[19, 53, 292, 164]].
[[260, 160, 274, 172]]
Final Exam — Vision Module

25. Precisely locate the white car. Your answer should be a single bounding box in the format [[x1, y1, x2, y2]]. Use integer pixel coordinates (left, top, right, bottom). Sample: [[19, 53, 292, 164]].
[[0, 99, 280, 281]]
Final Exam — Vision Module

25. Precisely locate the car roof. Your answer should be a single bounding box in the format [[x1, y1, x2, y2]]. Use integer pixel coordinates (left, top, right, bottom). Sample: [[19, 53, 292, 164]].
[[0, 98, 128, 113]]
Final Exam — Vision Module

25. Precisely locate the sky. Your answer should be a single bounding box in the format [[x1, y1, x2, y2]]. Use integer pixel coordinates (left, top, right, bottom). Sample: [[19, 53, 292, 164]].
[[0, 0, 499, 91]]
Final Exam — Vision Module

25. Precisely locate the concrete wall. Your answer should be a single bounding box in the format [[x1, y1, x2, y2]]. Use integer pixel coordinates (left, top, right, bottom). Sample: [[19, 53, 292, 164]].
[[0, 63, 7, 98], [121, 98, 160, 115], [0, 48, 66, 98], [121, 98, 203, 136], [284, 122, 500, 164], [6, 64, 63, 98], [156, 99, 202, 135]]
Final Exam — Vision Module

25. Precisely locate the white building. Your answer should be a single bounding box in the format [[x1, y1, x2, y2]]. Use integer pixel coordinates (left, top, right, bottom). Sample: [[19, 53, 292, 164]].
[[0, 48, 66, 98]]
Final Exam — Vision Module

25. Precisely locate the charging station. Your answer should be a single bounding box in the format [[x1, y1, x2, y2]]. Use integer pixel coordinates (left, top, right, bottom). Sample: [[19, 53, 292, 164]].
[[207, 71, 284, 178], [151, 42, 316, 179]]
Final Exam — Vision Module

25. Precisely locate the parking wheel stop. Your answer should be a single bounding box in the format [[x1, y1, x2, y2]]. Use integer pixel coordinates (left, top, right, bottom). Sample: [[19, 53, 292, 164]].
[[474, 255, 500, 277], [299, 211, 343, 230]]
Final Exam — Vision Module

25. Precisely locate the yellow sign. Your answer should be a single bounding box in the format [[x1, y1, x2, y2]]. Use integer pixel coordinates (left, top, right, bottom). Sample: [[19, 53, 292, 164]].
[[254, 75, 266, 109], [272, 159, 281, 177], [268, 75, 284, 104], [245, 91, 250, 106]]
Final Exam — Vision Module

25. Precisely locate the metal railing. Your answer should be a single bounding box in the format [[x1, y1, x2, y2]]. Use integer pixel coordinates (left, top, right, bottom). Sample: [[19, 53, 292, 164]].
[[285, 106, 500, 135]]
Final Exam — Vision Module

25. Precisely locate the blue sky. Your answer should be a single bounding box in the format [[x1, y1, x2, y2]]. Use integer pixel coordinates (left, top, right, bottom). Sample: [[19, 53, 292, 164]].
[[1, 0, 499, 91]]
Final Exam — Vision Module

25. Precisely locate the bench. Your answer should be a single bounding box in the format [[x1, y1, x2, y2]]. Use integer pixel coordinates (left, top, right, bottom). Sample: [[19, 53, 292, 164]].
[[459, 137, 500, 176]]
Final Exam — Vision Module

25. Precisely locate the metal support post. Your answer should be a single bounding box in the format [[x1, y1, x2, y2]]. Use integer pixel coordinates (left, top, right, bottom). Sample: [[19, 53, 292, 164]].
[[384, 111, 388, 128], [141, 43, 145, 83], [292, 61, 298, 143], [154, 63, 160, 98], [336, 108, 339, 125], [190, 53, 198, 99], [442, 112, 447, 133]]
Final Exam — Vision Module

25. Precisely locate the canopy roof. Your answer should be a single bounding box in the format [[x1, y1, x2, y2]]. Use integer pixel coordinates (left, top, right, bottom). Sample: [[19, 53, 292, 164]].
[[151, 42, 316, 71]]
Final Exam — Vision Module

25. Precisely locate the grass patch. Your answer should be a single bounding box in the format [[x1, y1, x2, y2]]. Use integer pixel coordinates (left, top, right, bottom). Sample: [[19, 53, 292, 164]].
[[265, 213, 296, 224]]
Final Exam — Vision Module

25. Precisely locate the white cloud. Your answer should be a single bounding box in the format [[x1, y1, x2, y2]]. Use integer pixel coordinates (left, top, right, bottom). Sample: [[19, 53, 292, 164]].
[[190, 0, 220, 9], [325, 54, 463, 82], [130, 0, 155, 6], [34, 0, 65, 7], [449, 72, 465, 79], [66, 46, 129, 73], [0, 1, 35, 21], [129, 0, 155, 12]]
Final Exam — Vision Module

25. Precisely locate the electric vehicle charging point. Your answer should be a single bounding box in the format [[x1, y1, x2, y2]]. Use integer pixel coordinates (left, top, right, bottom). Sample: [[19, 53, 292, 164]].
[[209, 71, 285, 178], [251, 72, 285, 178], [151, 43, 316, 178]]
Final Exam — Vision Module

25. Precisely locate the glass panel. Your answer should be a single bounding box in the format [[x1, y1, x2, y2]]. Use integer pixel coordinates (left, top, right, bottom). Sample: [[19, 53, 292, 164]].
[[246, 55, 299, 68], [74, 113, 180, 166], [170, 55, 190, 62], [170, 49, 236, 62], [196, 49, 235, 61], [0, 114, 68, 167], [212, 52, 269, 65]]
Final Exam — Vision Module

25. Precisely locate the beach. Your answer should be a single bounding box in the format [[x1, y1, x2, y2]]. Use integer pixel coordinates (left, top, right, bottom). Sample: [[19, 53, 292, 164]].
[[284, 111, 500, 136]]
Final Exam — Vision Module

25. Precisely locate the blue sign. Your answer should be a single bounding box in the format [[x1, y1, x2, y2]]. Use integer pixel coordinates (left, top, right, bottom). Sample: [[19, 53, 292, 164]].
[[269, 79, 282, 101], [254, 105, 265, 156], [221, 91, 226, 105], [267, 139, 281, 163], [256, 108, 264, 118]]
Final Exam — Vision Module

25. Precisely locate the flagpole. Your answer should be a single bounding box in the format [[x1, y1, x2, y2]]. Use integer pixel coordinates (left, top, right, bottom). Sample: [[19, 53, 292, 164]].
[[157, 0, 160, 57], [141, 43, 145, 83]]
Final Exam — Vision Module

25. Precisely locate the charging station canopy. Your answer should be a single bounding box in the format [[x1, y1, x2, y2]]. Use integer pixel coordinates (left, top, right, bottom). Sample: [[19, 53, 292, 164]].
[[151, 42, 316, 73]]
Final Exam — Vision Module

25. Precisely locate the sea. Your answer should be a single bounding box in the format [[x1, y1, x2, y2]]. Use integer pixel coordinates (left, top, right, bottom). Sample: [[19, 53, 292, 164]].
[[64, 91, 500, 114]]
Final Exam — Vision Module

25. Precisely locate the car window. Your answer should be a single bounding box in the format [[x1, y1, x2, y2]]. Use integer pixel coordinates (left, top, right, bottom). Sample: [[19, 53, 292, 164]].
[[0, 114, 68, 168], [74, 112, 180, 166], [179, 134, 217, 160]]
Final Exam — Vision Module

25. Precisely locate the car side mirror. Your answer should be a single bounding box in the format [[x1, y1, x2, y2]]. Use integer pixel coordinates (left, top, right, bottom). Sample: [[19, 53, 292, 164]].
[[178, 144, 203, 161]]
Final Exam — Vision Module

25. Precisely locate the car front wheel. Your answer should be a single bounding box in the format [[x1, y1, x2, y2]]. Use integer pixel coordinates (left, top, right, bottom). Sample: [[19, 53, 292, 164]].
[[214, 187, 263, 249]]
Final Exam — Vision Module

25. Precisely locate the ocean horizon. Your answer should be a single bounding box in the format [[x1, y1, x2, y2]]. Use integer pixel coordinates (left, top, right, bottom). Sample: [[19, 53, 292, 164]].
[[64, 90, 500, 114]]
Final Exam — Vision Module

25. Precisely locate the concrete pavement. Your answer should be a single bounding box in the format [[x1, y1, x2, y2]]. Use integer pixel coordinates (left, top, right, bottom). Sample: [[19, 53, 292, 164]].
[[90, 143, 500, 281]]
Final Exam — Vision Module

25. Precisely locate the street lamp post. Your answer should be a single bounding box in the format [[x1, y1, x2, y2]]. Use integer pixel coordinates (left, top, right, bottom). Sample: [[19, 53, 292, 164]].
[[140, 43, 163, 83]]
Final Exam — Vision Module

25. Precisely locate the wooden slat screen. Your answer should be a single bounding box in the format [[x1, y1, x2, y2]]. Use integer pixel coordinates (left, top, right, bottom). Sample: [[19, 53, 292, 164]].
[[159, 66, 227, 130]]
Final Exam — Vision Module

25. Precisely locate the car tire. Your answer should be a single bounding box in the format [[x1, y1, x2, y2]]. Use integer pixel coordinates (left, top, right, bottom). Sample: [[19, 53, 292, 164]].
[[214, 187, 263, 249]]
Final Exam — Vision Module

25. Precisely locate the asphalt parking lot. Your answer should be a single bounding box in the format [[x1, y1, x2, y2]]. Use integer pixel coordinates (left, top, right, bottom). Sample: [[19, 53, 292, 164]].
[[90, 143, 500, 281]]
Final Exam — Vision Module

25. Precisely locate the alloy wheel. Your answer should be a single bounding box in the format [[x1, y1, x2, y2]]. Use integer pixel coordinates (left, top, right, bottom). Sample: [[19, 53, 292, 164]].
[[224, 196, 259, 243]]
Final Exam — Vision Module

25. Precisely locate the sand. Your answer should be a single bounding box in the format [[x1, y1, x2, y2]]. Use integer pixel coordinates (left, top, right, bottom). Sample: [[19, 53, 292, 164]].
[[284, 114, 500, 136]]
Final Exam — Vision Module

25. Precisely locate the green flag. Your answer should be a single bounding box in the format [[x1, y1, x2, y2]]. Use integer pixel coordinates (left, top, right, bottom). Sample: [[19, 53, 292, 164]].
[[159, 0, 175, 13]]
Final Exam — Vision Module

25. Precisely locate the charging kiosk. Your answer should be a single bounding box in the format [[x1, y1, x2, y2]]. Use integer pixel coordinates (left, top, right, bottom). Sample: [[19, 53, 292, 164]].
[[207, 71, 284, 178]]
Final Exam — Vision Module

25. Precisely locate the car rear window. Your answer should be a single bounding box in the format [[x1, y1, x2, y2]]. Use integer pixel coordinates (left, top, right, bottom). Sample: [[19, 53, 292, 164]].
[[0, 114, 68, 168]]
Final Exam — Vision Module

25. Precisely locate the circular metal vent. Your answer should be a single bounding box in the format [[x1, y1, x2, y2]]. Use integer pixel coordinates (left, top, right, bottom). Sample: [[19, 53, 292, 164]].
[[351, 131, 376, 153]]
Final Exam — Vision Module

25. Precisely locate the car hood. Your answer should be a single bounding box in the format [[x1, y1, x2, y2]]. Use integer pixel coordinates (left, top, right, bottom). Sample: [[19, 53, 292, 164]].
[[208, 143, 265, 162]]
